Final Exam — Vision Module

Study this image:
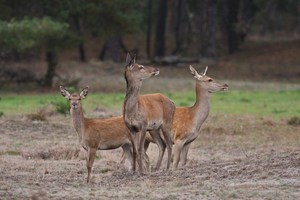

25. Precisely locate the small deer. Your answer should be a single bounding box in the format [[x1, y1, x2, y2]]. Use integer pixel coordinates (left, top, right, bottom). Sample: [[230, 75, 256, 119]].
[[143, 66, 228, 169], [60, 86, 133, 182], [123, 53, 175, 173]]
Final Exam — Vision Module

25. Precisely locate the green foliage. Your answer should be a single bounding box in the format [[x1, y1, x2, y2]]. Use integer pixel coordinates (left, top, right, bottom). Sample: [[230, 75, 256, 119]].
[[83, 0, 142, 36], [52, 86, 76, 115], [52, 100, 69, 115], [0, 111, 3, 117], [0, 90, 299, 118], [0, 17, 69, 53]]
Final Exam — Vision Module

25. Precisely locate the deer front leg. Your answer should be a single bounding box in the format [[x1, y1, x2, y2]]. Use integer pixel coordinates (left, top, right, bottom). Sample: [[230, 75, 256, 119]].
[[126, 130, 137, 172], [86, 147, 97, 183], [138, 129, 149, 174], [131, 131, 143, 174]]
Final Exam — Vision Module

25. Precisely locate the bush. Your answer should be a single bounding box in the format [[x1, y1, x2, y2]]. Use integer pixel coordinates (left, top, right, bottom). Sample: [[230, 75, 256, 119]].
[[0, 111, 4, 117], [28, 109, 47, 121], [53, 86, 76, 115], [288, 117, 300, 126], [52, 100, 69, 115]]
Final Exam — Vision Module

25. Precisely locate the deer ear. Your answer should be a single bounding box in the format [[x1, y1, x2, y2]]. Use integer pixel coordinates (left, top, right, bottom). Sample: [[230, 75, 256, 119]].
[[125, 52, 136, 70], [189, 65, 202, 79], [80, 86, 89, 99], [60, 86, 70, 99]]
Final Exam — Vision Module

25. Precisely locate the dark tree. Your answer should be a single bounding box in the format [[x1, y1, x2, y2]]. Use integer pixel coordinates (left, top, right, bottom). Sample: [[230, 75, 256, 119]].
[[146, 0, 152, 59], [220, 0, 241, 54], [99, 35, 127, 62], [196, 0, 217, 58], [172, 0, 185, 55], [44, 47, 58, 87], [73, 15, 86, 62], [239, 0, 257, 42], [154, 0, 168, 57]]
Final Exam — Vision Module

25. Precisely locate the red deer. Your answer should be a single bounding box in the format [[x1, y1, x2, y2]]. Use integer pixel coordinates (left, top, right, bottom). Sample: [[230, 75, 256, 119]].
[[60, 86, 133, 182], [123, 53, 175, 173], [143, 66, 228, 168]]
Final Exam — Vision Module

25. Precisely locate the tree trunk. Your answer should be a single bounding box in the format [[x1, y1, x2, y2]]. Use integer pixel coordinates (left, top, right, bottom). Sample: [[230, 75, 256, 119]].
[[73, 15, 86, 62], [44, 48, 57, 87], [239, 0, 257, 42], [221, 0, 240, 54], [154, 0, 167, 57], [172, 0, 184, 55], [146, 0, 152, 59], [196, 0, 217, 58], [99, 35, 127, 62]]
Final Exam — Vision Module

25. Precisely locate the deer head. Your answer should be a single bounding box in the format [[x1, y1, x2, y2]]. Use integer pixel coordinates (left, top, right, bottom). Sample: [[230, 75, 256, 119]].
[[125, 53, 159, 81], [189, 65, 228, 93], [60, 86, 89, 110]]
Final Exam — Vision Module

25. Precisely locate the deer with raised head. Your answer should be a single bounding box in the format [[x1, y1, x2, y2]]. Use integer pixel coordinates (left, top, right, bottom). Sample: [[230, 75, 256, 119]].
[[60, 86, 133, 182], [171, 66, 228, 168], [143, 66, 228, 169], [123, 53, 175, 173]]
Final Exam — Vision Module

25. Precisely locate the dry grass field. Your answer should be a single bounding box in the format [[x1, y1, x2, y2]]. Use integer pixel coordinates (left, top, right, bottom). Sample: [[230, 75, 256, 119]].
[[0, 113, 300, 199], [0, 40, 300, 199]]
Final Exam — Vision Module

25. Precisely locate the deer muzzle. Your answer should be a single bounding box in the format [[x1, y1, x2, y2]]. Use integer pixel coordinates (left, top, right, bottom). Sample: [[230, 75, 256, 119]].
[[221, 84, 229, 91]]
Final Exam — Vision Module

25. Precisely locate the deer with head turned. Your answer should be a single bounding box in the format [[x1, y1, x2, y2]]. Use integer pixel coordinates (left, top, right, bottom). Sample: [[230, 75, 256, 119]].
[[60, 86, 133, 183], [142, 66, 228, 169], [123, 53, 175, 173]]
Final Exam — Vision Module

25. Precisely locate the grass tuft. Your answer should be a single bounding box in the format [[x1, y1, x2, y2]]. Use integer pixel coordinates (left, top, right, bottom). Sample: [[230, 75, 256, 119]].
[[0, 150, 20, 156], [22, 147, 80, 160], [27, 108, 47, 121], [288, 116, 300, 126]]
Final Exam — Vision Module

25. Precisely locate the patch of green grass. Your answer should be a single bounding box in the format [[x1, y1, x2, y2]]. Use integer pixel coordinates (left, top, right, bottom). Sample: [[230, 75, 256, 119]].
[[0, 150, 20, 156], [0, 90, 299, 118], [100, 168, 112, 173]]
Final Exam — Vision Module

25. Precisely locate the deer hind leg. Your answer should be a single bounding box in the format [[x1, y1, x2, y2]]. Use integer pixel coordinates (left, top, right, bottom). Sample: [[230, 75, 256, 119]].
[[180, 143, 191, 167], [121, 143, 134, 171], [173, 141, 184, 169], [119, 152, 126, 165], [86, 147, 97, 183], [149, 130, 166, 171], [160, 125, 173, 170]]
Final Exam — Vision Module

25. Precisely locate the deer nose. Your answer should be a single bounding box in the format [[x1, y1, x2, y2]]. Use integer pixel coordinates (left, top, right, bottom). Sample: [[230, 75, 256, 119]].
[[153, 68, 160, 76], [72, 102, 77, 107], [222, 84, 229, 90]]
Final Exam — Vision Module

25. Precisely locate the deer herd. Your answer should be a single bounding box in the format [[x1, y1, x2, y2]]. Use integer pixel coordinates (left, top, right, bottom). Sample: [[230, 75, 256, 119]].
[[60, 53, 228, 182]]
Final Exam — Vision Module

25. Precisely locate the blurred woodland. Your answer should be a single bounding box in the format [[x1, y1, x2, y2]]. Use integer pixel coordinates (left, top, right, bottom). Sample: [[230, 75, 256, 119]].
[[0, 0, 300, 87]]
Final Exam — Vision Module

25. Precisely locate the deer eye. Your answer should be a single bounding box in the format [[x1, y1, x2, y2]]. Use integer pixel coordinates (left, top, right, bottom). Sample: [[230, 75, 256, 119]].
[[208, 79, 213, 82], [139, 65, 145, 70]]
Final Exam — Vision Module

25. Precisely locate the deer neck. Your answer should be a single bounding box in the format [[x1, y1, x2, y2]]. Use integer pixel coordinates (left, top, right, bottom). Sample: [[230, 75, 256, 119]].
[[70, 106, 85, 143], [191, 80, 211, 130], [123, 75, 142, 120]]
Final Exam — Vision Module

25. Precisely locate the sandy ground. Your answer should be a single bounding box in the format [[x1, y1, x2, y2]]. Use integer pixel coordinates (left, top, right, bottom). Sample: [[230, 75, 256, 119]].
[[0, 113, 300, 200]]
